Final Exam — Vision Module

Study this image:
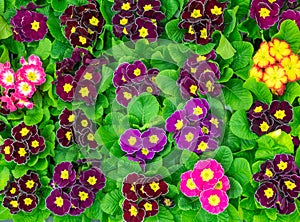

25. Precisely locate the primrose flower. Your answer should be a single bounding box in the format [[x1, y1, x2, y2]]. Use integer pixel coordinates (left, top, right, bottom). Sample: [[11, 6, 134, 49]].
[[53, 162, 76, 188], [253, 160, 276, 182], [137, 0, 161, 15], [0, 139, 14, 162], [123, 199, 145, 222], [125, 60, 147, 83], [5, 181, 20, 198], [165, 110, 188, 133], [190, 135, 218, 155], [56, 126, 74, 148], [0, 68, 15, 90], [122, 173, 145, 201], [269, 39, 292, 62], [143, 175, 169, 198], [247, 101, 269, 120], [253, 42, 275, 68], [180, 170, 200, 197], [116, 85, 139, 107], [12, 141, 30, 164], [79, 167, 106, 193], [184, 98, 209, 121], [112, 0, 137, 12], [278, 10, 300, 29], [275, 196, 296, 215], [250, 114, 274, 136], [18, 193, 38, 212], [176, 126, 201, 149], [281, 54, 300, 82], [140, 127, 167, 152], [269, 100, 293, 124], [56, 75, 77, 102], [70, 185, 95, 209], [27, 134, 45, 154], [78, 129, 98, 149], [3, 196, 20, 214], [75, 80, 98, 105], [255, 182, 279, 208], [138, 199, 159, 218], [200, 188, 229, 214], [131, 17, 158, 42], [46, 188, 71, 216], [18, 172, 41, 194], [59, 108, 76, 127], [120, 129, 142, 154]]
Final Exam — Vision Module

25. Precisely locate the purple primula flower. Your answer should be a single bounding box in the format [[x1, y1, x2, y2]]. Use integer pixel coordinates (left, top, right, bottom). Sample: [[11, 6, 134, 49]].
[[177, 74, 199, 99], [181, 0, 205, 23], [78, 128, 98, 149], [75, 80, 98, 105], [12, 141, 30, 165], [73, 109, 92, 133], [165, 110, 188, 133], [56, 74, 77, 102], [18, 172, 41, 194], [184, 98, 209, 121], [131, 17, 158, 42], [139, 80, 160, 96], [194, 22, 212, 45], [79, 167, 106, 193], [279, 175, 300, 198], [70, 27, 93, 48], [138, 199, 159, 218], [116, 84, 139, 107], [125, 60, 147, 83], [70, 184, 95, 209], [137, 0, 161, 15], [190, 135, 218, 155], [12, 122, 37, 141], [255, 182, 279, 208], [250, 0, 280, 30], [135, 148, 155, 160], [113, 62, 130, 87], [272, 154, 294, 175], [75, 64, 102, 84], [247, 101, 269, 120], [0, 138, 14, 162], [56, 126, 74, 148], [275, 196, 296, 215], [198, 71, 222, 97], [53, 162, 76, 188], [112, 11, 135, 38], [269, 100, 293, 124], [46, 188, 71, 216], [120, 129, 142, 154], [176, 126, 201, 149], [18, 193, 38, 212], [59, 108, 75, 127], [27, 134, 45, 154], [141, 127, 167, 152], [250, 114, 274, 136], [122, 173, 144, 201], [69, 198, 85, 216], [253, 160, 276, 182], [278, 10, 300, 29], [112, 0, 137, 12]]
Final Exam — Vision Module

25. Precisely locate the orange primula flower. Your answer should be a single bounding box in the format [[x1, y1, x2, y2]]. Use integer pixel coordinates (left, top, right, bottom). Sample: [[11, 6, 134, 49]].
[[253, 42, 275, 68], [269, 38, 292, 62], [281, 54, 300, 82]]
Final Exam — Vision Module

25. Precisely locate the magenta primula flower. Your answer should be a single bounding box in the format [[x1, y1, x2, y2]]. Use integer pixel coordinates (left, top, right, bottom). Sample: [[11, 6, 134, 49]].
[[278, 10, 300, 29], [180, 170, 200, 197], [200, 188, 229, 214]]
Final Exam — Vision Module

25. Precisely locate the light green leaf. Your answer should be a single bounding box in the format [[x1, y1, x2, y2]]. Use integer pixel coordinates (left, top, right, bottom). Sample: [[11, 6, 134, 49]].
[[0, 166, 9, 191], [0, 16, 12, 40], [216, 33, 236, 60], [231, 41, 254, 71], [100, 190, 123, 215], [243, 77, 272, 104], [280, 82, 300, 104], [214, 146, 233, 172], [227, 158, 252, 187], [34, 38, 52, 60], [166, 19, 185, 42], [227, 177, 243, 199], [156, 69, 180, 97]]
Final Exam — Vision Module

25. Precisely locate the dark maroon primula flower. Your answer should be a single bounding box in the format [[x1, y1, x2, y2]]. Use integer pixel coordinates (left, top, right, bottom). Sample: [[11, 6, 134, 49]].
[[79, 128, 98, 149], [122, 199, 146, 222], [12, 122, 37, 141], [137, 0, 161, 15], [247, 101, 269, 120], [269, 100, 293, 124], [53, 162, 76, 188], [112, 0, 137, 12], [181, 0, 205, 23], [75, 80, 98, 105], [190, 135, 218, 155], [125, 60, 147, 83], [275, 196, 296, 215], [81, 10, 105, 34], [113, 62, 130, 87], [27, 134, 45, 154], [143, 175, 168, 199], [56, 74, 77, 102], [279, 175, 300, 198], [3, 196, 20, 214], [18, 172, 41, 193], [56, 126, 74, 148], [59, 108, 76, 127], [0, 138, 14, 161], [131, 17, 158, 42], [253, 160, 276, 182], [250, 114, 274, 136], [4, 181, 20, 198], [177, 75, 199, 99], [255, 182, 279, 208], [70, 184, 95, 209], [70, 27, 93, 48], [46, 188, 71, 216], [122, 173, 145, 201], [79, 167, 106, 193], [12, 141, 30, 164], [18, 193, 38, 212], [138, 199, 159, 217], [272, 154, 294, 175]]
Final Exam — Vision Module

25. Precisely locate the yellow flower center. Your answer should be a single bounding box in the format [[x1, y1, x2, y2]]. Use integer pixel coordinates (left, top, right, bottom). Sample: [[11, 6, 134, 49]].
[[185, 132, 194, 142], [20, 127, 30, 137], [55, 196, 64, 207], [89, 16, 99, 26], [79, 87, 89, 97], [144, 4, 153, 11], [211, 6, 223, 15], [202, 126, 209, 134], [284, 180, 296, 190], [139, 27, 149, 38], [81, 120, 89, 127], [259, 121, 270, 132], [10, 200, 18, 208], [146, 86, 153, 93], [6, 75, 13, 83], [193, 106, 203, 116], [18, 148, 27, 157], [31, 140, 39, 148], [25, 180, 35, 189], [4, 146, 11, 155], [133, 68, 141, 76], [175, 120, 184, 130], [79, 36, 87, 45], [31, 20, 40, 32], [274, 110, 286, 120], [144, 202, 153, 211], [197, 141, 208, 151], [149, 181, 160, 192], [60, 169, 69, 180], [200, 168, 214, 182], [208, 195, 221, 206], [10, 187, 16, 194], [197, 55, 206, 62], [78, 191, 89, 201], [190, 84, 198, 94], [87, 28, 94, 35], [87, 133, 94, 141], [200, 28, 208, 39], [21, 84, 30, 92], [141, 148, 149, 155], [129, 205, 138, 217], [186, 178, 197, 190], [264, 188, 274, 198], [191, 9, 202, 18], [123, 92, 132, 100], [27, 71, 37, 81], [84, 72, 93, 80], [24, 198, 33, 206], [123, 27, 128, 35], [191, 68, 197, 73], [128, 136, 137, 146], [164, 198, 172, 206], [71, 27, 76, 33], [120, 18, 128, 26], [87, 176, 97, 186], [188, 25, 195, 35], [210, 118, 219, 128], [63, 83, 73, 93], [121, 2, 131, 11], [277, 161, 288, 171], [68, 114, 75, 122], [65, 131, 72, 141], [265, 168, 273, 178], [214, 181, 223, 190], [206, 80, 214, 92], [130, 184, 135, 192], [254, 106, 263, 113], [149, 135, 159, 144], [259, 8, 270, 19]]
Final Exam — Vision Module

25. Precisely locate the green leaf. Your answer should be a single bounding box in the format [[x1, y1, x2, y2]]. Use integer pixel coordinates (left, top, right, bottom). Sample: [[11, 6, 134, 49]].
[[160, 0, 179, 20], [51, 40, 72, 59], [230, 0, 251, 21], [166, 19, 185, 42], [227, 158, 252, 187], [99, 65, 113, 93], [231, 41, 254, 71], [273, 20, 300, 53], [223, 79, 253, 110], [214, 146, 233, 172], [178, 195, 201, 211], [100, 0, 114, 25], [243, 77, 272, 104], [0, 166, 9, 191], [156, 70, 180, 97], [219, 67, 234, 83], [96, 125, 119, 149], [280, 82, 300, 104], [0, 16, 12, 40], [0, 45, 9, 63], [12, 165, 28, 178], [230, 110, 258, 140], [51, 0, 68, 12], [145, 206, 174, 222], [290, 106, 300, 136], [227, 177, 243, 199], [216, 32, 236, 60], [24, 107, 44, 126], [127, 93, 160, 126], [47, 13, 67, 42], [238, 18, 261, 40], [223, 9, 237, 36], [34, 38, 52, 60], [296, 142, 300, 168], [100, 190, 123, 215]]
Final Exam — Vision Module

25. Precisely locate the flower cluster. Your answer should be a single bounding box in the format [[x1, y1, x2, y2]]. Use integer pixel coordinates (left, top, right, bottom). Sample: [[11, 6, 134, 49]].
[[247, 100, 293, 137], [10, 3, 48, 42], [0, 55, 46, 112], [120, 127, 167, 169], [250, 0, 300, 30], [180, 159, 230, 214], [112, 0, 165, 42], [179, 0, 228, 45], [56, 108, 98, 149], [177, 50, 221, 99], [60, 0, 105, 48], [122, 173, 169, 222], [0, 122, 45, 164], [1, 171, 41, 214], [113, 60, 160, 107], [46, 161, 106, 216], [55, 48, 107, 105], [166, 98, 221, 155], [250, 39, 300, 95], [253, 154, 300, 214]]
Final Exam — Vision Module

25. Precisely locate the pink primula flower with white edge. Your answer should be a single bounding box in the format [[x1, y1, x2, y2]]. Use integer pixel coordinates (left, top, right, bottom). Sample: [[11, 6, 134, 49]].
[[180, 170, 200, 197], [20, 54, 42, 66], [15, 81, 36, 98], [18, 64, 46, 85], [0, 95, 17, 112], [191, 159, 224, 190], [200, 188, 229, 214]]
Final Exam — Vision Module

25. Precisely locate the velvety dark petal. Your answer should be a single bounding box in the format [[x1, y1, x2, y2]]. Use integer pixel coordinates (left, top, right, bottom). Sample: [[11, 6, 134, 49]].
[[250, 114, 274, 136], [79, 167, 106, 193], [3, 196, 20, 214], [18, 193, 38, 212], [181, 0, 205, 23], [112, 0, 137, 12], [122, 173, 145, 201], [255, 182, 278, 208], [275, 196, 296, 215], [253, 160, 276, 182], [27, 134, 45, 154], [81, 10, 105, 34], [70, 184, 95, 209], [247, 101, 269, 120], [74, 80, 98, 105], [18, 171, 41, 193], [138, 199, 159, 217], [116, 85, 139, 107], [0, 138, 14, 161], [53, 162, 76, 188], [55, 74, 76, 102], [4, 181, 20, 197], [70, 27, 93, 48], [12, 141, 30, 164], [56, 126, 74, 148], [125, 60, 147, 83], [269, 100, 293, 123], [137, 0, 161, 15], [279, 175, 300, 198], [12, 122, 37, 141], [273, 154, 294, 175], [122, 199, 145, 222], [46, 188, 71, 216]]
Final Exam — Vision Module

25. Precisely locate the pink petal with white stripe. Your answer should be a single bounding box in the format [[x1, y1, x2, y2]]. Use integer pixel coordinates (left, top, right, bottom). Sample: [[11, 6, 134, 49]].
[[15, 81, 36, 98], [20, 55, 42, 66], [0, 69, 15, 89], [18, 64, 46, 85]]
